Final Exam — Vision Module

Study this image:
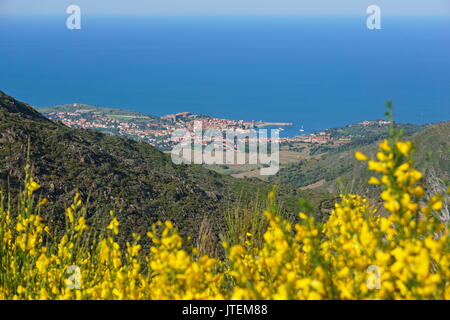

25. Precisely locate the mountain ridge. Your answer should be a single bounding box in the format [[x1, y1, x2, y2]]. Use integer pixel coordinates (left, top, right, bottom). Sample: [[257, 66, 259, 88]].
[[0, 90, 50, 122], [0, 90, 315, 251]]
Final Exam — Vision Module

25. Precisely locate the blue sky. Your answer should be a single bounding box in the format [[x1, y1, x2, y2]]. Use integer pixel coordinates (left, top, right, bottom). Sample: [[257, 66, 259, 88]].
[[1, 0, 449, 16]]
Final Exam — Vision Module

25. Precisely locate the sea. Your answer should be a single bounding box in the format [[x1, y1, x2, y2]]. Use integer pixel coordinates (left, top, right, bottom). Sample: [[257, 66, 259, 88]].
[[0, 15, 449, 137]]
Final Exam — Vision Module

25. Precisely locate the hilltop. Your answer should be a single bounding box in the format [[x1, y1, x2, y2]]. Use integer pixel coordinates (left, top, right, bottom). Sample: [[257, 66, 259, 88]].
[[38, 103, 156, 118]]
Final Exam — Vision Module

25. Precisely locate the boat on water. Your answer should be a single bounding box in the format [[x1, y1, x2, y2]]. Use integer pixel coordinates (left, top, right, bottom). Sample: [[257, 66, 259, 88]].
[[299, 125, 305, 132]]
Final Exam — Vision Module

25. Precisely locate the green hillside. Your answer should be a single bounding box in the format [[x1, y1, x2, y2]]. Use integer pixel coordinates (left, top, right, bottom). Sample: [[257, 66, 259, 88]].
[[0, 91, 329, 252], [272, 121, 450, 196], [308, 122, 426, 156]]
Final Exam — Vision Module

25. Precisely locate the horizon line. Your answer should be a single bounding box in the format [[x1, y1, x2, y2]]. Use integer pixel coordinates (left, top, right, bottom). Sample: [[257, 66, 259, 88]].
[[1, 13, 450, 17]]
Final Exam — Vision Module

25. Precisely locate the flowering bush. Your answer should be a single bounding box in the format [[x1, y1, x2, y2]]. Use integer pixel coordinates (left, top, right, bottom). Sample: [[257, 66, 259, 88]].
[[0, 120, 448, 300]]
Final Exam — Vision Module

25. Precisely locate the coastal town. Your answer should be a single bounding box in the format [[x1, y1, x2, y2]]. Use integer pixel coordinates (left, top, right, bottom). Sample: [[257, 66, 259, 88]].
[[39, 104, 390, 151], [41, 104, 280, 149]]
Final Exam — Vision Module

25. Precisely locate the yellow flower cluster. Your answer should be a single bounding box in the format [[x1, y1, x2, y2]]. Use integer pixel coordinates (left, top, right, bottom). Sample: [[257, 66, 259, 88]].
[[0, 135, 448, 300]]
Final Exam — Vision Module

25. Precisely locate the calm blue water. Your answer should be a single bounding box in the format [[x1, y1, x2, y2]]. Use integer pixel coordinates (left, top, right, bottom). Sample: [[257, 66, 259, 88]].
[[0, 15, 449, 136]]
